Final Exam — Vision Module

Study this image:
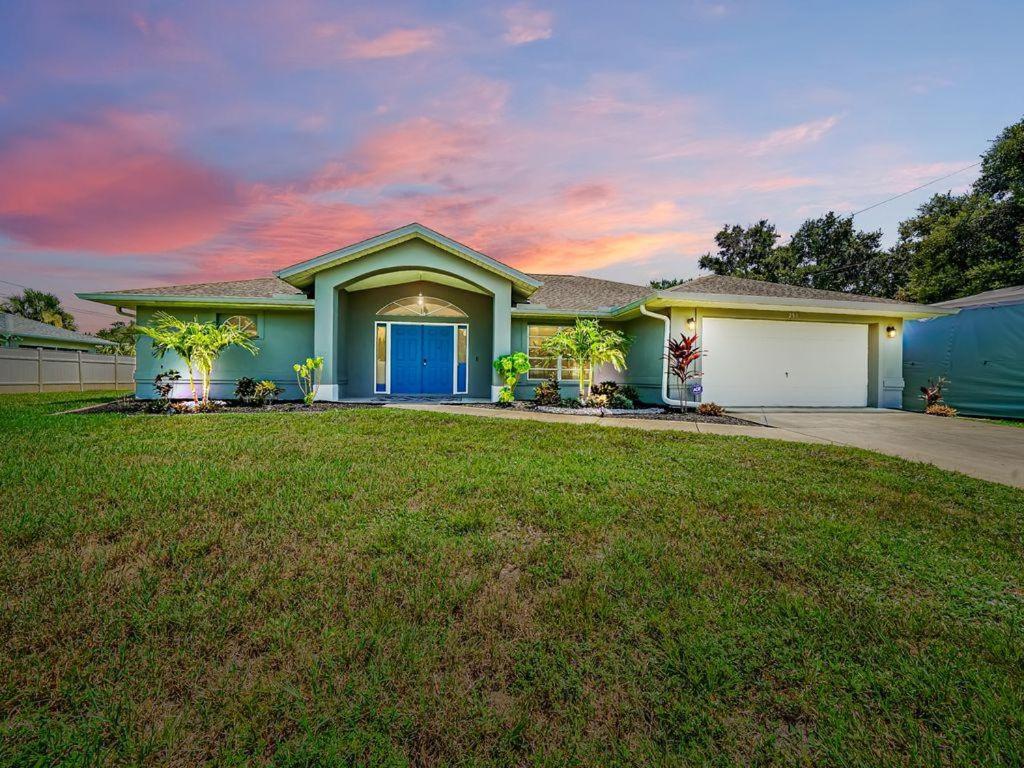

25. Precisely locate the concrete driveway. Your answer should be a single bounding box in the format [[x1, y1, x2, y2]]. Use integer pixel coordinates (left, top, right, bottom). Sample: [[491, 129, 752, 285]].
[[731, 408, 1024, 489]]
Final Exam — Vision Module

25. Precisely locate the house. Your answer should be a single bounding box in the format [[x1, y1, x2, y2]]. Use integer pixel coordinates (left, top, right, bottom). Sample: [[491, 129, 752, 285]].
[[79, 223, 947, 407], [904, 285, 1024, 419], [0, 312, 116, 352]]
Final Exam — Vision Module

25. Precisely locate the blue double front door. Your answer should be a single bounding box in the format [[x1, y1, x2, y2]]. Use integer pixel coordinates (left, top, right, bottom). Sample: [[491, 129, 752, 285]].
[[390, 324, 455, 394]]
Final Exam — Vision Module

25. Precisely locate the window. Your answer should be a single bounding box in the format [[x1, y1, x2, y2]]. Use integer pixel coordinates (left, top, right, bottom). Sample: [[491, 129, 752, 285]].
[[217, 313, 259, 338], [377, 295, 467, 318], [456, 324, 468, 394], [374, 322, 388, 393], [528, 325, 578, 380]]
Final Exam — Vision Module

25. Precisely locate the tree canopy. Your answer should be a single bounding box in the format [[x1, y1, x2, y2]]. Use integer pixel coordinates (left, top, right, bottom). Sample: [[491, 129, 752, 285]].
[[668, 116, 1024, 303], [1, 289, 77, 330], [95, 321, 138, 355]]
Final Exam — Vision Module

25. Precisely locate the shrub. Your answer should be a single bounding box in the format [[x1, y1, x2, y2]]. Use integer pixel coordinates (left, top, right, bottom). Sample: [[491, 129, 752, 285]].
[[148, 370, 181, 413], [534, 376, 561, 406], [925, 403, 958, 417], [559, 397, 581, 409], [591, 381, 619, 398], [608, 392, 635, 410], [697, 401, 725, 417], [920, 376, 949, 407], [582, 394, 610, 409], [294, 357, 324, 405], [618, 384, 641, 406], [493, 352, 531, 404], [234, 377, 258, 403], [253, 380, 282, 405]]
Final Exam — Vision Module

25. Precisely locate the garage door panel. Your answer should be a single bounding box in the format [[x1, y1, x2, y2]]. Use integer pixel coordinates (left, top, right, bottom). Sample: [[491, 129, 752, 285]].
[[702, 318, 868, 407]]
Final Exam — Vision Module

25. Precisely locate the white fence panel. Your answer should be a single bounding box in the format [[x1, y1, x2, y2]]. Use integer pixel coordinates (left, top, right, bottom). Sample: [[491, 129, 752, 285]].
[[0, 348, 135, 393]]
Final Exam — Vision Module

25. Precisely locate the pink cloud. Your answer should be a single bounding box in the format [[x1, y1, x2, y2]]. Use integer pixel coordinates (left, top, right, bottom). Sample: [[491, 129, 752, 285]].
[[750, 115, 840, 155], [342, 27, 442, 59], [502, 4, 554, 45], [0, 112, 240, 253]]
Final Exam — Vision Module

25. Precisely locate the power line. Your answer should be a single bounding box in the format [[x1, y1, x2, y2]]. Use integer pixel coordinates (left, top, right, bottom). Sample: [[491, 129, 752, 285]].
[[850, 161, 980, 217]]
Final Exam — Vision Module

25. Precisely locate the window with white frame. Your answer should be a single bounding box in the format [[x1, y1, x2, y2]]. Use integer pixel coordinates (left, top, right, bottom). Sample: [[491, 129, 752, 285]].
[[217, 313, 259, 338], [527, 325, 578, 380]]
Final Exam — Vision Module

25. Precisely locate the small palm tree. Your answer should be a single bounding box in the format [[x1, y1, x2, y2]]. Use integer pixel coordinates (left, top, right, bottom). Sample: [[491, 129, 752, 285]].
[[138, 312, 258, 403], [543, 319, 631, 398]]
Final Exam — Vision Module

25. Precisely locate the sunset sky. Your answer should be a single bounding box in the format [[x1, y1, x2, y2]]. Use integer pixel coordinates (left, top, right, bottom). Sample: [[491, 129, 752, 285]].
[[1, 1, 1021, 330]]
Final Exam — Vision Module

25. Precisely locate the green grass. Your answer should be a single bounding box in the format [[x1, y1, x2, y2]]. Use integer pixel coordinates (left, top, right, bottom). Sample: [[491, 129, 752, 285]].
[[2, 391, 1023, 767]]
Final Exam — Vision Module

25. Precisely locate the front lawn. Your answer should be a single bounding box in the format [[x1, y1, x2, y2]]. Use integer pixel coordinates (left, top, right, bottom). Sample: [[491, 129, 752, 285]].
[[2, 392, 1022, 766]]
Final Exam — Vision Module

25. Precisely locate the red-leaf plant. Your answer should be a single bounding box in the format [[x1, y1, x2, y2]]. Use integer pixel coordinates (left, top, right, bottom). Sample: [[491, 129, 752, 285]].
[[666, 332, 701, 412]]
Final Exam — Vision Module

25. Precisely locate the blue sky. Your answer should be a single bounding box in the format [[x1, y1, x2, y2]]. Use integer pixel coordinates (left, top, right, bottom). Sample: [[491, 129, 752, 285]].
[[0, 0, 1020, 329]]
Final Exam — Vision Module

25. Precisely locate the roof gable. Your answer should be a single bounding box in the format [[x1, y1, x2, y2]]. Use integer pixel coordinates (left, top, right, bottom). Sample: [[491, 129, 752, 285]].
[[276, 223, 542, 294], [0, 313, 114, 345]]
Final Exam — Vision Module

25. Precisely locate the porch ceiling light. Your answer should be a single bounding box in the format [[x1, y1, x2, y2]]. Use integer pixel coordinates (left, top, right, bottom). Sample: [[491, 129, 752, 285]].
[[886, 325, 897, 338], [686, 317, 696, 331]]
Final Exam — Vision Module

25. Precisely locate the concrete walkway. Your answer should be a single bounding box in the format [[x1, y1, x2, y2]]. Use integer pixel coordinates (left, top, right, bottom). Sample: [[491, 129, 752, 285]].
[[388, 403, 1024, 489]]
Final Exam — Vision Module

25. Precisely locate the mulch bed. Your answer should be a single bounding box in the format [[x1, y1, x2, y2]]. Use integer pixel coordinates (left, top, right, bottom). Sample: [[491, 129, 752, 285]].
[[460, 401, 761, 426], [66, 397, 383, 415]]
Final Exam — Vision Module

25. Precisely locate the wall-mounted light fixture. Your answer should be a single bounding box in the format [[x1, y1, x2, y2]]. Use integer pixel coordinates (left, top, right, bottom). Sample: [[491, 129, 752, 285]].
[[886, 325, 897, 338], [686, 317, 696, 331]]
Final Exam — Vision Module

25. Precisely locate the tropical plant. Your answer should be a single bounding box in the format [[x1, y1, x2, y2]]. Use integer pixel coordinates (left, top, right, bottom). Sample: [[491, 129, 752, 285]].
[[925, 403, 958, 417], [95, 321, 137, 355], [493, 352, 531, 404], [138, 313, 259, 404], [253, 380, 282, 405], [294, 356, 324, 405], [666, 332, 701, 412], [591, 381, 635, 410], [697, 401, 725, 417], [542, 320, 631, 398], [148, 370, 181, 413], [1, 288, 77, 329], [920, 376, 949, 407], [533, 375, 561, 406], [234, 377, 259, 403]]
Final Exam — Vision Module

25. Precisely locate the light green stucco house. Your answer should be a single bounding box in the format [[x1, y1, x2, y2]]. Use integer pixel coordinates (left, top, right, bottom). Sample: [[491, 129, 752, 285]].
[[79, 223, 946, 407]]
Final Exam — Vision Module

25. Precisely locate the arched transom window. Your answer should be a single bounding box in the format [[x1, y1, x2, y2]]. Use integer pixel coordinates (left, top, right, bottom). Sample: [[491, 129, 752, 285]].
[[376, 295, 467, 318]]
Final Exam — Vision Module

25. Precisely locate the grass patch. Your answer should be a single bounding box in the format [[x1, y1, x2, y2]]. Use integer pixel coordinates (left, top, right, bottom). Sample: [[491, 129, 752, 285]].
[[2, 391, 1023, 766]]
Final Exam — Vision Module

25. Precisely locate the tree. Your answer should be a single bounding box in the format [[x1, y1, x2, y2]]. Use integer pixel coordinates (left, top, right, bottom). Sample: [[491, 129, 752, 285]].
[[138, 312, 258, 403], [649, 278, 687, 289], [1, 289, 77, 330], [697, 220, 794, 282], [896, 116, 1024, 303], [785, 212, 904, 297], [542, 319, 631, 399], [95, 321, 137, 355]]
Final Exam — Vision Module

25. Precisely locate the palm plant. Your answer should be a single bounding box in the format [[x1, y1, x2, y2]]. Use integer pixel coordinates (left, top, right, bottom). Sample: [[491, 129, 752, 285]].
[[542, 319, 631, 398], [1, 289, 77, 330], [666, 332, 701, 412], [138, 312, 258, 403]]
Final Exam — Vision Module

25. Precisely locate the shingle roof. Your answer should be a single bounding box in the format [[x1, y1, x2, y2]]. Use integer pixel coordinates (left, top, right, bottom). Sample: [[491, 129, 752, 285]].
[[933, 285, 1024, 309], [0, 313, 114, 345], [522, 274, 652, 310], [665, 274, 909, 305], [103, 277, 305, 298]]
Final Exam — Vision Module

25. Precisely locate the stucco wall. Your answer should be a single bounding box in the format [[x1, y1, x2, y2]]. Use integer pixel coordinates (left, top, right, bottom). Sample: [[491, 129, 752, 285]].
[[342, 280, 493, 398], [133, 306, 314, 399]]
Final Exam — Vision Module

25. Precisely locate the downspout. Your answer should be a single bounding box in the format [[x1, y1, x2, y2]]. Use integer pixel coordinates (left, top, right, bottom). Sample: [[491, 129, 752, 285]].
[[639, 303, 696, 409], [116, 306, 136, 319]]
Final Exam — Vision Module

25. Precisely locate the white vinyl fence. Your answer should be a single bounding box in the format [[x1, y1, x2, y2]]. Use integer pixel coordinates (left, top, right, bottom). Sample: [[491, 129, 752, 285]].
[[0, 347, 135, 394]]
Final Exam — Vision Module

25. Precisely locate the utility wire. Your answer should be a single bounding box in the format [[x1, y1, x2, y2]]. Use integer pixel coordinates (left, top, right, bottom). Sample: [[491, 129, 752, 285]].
[[850, 161, 980, 217]]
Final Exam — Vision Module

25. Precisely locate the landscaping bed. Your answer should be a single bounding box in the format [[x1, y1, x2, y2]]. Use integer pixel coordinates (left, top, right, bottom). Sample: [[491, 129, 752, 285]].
[[69, 395, 382, 415], [464, 400, 759, 425]]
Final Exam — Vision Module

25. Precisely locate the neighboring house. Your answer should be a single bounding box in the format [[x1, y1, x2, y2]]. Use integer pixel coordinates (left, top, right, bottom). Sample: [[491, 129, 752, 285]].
[[904, 285, 1024, 419], [0, 312, 116, 352], [79, 223, 946, 407]]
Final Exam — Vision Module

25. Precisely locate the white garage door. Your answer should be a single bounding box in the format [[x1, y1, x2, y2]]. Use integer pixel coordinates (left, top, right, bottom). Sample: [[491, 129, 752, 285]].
[[701, 318, 868, 407]]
